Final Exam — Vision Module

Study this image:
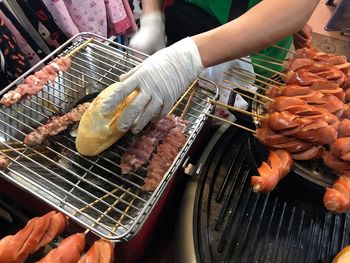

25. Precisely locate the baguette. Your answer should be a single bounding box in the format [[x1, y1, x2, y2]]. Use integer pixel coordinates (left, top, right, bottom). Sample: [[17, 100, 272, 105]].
[[76, 83, 139, 156], [333, 245, 350, 263]]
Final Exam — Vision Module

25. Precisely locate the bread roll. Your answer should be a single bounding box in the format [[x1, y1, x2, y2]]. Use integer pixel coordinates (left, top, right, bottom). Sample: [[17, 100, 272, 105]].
[[333, 245, 350, 263], [76, 83, 138, 156]]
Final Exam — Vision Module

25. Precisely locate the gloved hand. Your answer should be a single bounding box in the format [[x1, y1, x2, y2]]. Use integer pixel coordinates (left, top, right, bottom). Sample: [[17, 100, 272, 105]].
[[101, 37, 204, 134], [129, 12, 166, 55]]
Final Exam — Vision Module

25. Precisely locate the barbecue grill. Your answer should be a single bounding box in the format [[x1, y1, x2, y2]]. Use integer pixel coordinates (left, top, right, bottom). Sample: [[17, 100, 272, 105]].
[[174, 51, 350, 262], [0, 33, 218, 261], [178, 125, 350, 263]]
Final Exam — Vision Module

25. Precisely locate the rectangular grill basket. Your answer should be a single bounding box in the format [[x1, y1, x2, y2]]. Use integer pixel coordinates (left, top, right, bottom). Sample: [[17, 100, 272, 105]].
[[0, 33, 218, 241]]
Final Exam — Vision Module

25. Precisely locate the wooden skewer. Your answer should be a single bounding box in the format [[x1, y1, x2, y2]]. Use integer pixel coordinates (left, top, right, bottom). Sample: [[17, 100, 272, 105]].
[[208, 99, 266, 119], [168, 79, 198, 116], [219, 84, 267, 105], [181, 87, 196, 119], [225, 70, 275, 92], [19, 151, 51, 159], [251, 53, 284, 63], [239, 58, 286, 77], [224, 79, 274, 102], [72, 187, 121, 218], [238, 58, 286, 78], [272, 44, 297, 55], [232, 65, 284, 86], [66, 37, 94, 58], [4, 141, 23, 146], [249, 56, 284, 67], [204, 112, 257, 134], [83, 190, 129, 235], [227, 68, 281, 91], [111, 191, 139, 232], [0, 147, 26, 153]]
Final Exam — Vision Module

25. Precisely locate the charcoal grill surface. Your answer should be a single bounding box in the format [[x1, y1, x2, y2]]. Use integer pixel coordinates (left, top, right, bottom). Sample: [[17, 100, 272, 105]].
[[0, 33, 218, 241], [193, 126, 350, 263]]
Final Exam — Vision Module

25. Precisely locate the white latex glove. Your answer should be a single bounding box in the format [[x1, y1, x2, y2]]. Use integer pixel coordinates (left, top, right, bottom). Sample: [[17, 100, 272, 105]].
[[101, 37, 204, 134], [199, 58, 256, 126], [129, 12, 166, 55]]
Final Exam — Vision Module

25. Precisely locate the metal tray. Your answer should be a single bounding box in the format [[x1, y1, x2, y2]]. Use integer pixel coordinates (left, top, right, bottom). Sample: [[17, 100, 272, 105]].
[[0, 33, 219, 241]]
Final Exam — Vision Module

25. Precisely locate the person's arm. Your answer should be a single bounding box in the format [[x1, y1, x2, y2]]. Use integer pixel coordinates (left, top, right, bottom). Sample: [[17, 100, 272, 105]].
[[193, 0, 320, 67], [141, 0, 163, 14], [129, 0, 166, 54], [103, 0, 320, 134]]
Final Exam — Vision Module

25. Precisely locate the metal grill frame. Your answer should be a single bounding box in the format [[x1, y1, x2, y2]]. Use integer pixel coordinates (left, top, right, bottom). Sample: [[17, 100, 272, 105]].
[[0, 33, 219, 241]]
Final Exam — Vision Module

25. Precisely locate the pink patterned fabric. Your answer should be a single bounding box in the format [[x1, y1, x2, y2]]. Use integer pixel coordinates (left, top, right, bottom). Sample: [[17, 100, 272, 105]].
[[42, 0, 136, 37], [65, 0, 107, 37], [0, 10, 40, 66], [105, 0, 129, 35], [122, 0, 137, 35], [42, 0, 79, 38]]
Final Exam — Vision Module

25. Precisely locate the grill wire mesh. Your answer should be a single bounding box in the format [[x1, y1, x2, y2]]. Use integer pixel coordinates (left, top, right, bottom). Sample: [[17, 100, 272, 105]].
[[0, 33, 218, 241]]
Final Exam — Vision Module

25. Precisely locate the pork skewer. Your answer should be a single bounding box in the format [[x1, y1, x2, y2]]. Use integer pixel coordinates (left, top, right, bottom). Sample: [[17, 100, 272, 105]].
[[120, 115, 179, 174], [143, 118, 187, 192], [24, 102, 91, 146], [0, 38, 93, 107], [0, 57, 72, 107]]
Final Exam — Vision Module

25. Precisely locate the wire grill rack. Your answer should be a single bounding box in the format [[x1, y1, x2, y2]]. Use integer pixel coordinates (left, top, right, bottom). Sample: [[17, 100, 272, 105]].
[[0, 33, 218, 241]]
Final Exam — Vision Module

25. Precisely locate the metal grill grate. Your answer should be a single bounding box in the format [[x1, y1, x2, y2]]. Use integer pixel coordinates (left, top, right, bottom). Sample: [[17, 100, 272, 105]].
[[194, 126, 350, 263], [0, 33, 218, 241]]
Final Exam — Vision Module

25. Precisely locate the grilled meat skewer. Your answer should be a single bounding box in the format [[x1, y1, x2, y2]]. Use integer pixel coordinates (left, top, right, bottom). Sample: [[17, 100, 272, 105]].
[[0, 57, 71, 107], [120, 115, 180, 174], [24, 103, 90, 146], [143, 118, 187, 192]]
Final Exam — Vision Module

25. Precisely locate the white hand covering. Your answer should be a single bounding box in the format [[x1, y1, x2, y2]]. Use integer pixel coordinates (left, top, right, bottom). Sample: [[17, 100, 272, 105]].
[[101, 37, 204, 134], [129, 12, 166, 55], [199, 59, 256, 125]]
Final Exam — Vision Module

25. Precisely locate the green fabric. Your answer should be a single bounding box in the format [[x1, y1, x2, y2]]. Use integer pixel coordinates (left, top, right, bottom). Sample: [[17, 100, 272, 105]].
[[246, 0, 293, 78], [186, 0, 293, 77], [187, 0, 231, 24]]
